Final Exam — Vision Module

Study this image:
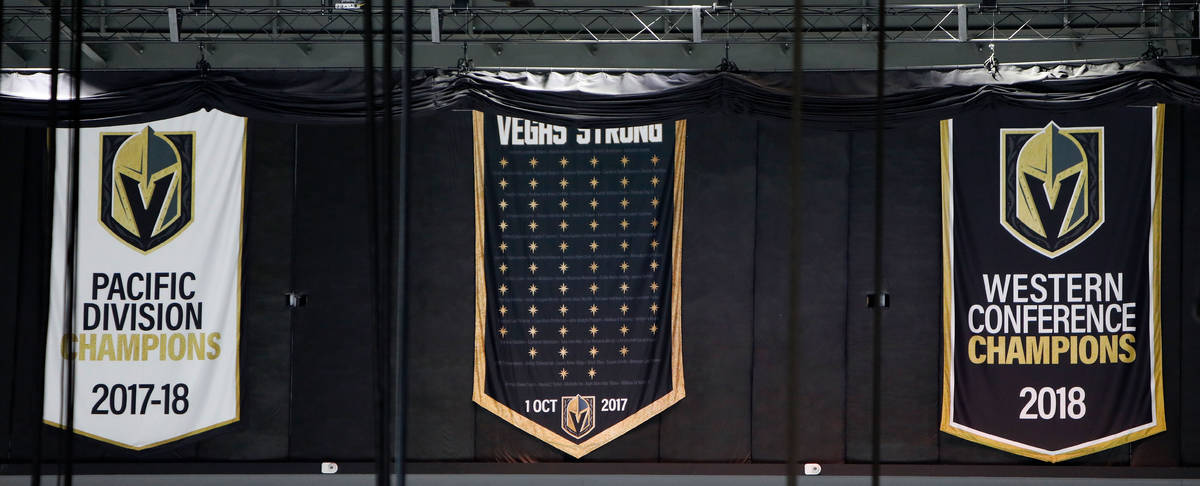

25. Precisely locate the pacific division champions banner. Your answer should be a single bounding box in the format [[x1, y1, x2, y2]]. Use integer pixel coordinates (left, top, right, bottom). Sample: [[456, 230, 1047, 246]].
[[45, 109, 245, 450], [472, 111, 685, 457], [940, 104, 1164, 462]]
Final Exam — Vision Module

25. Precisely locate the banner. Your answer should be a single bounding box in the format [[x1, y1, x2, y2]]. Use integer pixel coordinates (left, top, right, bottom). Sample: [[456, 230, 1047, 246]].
[[940, 104, 1165, 462], [44, 109, 245, 450], [472, 111, 686, 457]]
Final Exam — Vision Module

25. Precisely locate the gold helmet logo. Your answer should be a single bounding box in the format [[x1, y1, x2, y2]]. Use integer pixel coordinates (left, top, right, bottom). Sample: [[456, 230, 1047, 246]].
[[560, 395, 596, 439], [1001, 122, 1103, 258], [100, 127, 194, 253]]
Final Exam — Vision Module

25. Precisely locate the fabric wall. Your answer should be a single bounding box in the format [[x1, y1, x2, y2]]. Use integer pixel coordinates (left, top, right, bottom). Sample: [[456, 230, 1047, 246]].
[[1, 79, 1198, 467]]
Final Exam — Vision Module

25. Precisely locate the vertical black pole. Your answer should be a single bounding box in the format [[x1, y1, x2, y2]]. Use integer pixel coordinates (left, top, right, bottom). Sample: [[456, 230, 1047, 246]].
[[394, 0, 412, 484], [62, 0, 83, 484], [871, 0, 887, 485], [33, 2, 62, 485], [377, 0, 396, 484], [362, 2, 387, 486], [785, 1, 804, 486]]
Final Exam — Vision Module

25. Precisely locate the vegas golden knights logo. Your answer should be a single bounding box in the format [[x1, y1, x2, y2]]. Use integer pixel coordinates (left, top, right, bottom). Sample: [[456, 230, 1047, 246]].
[[1000, 122, 1103, 258], [560, 395, 596, 440], [100, 127, 194, 253]]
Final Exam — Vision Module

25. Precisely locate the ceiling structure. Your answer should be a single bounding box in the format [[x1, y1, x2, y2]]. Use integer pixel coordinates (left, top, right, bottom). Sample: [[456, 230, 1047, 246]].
[[0, 0, 1195, 71]]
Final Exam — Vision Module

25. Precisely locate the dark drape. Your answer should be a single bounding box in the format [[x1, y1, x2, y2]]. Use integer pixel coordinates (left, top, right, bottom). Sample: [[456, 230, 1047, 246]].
[[1, 63, 1198, 467]]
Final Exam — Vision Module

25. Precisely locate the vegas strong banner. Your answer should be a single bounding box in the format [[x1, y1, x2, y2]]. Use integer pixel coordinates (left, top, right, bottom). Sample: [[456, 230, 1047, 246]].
[[940, 104, 1164, 462], [471, 111, 686, 457], [44, 109, 245, 450]]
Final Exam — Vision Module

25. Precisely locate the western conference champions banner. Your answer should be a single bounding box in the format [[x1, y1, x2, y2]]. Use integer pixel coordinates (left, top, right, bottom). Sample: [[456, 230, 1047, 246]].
[[44, 109, 245, 450], [940, 104, 1165, 462], [472, 111, 685, 457]]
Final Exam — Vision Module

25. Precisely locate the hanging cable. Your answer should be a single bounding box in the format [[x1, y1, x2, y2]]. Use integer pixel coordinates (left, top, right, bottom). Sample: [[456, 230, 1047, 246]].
[[61, 0, 85, 483], [870, 0, 887, 484], [31, 2, 62, 485], [393, 0, 412, 484], [785, 0, 805, 484]]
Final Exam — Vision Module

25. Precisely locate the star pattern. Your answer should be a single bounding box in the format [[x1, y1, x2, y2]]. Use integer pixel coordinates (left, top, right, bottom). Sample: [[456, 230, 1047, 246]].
[[487, 138, 678, 406]]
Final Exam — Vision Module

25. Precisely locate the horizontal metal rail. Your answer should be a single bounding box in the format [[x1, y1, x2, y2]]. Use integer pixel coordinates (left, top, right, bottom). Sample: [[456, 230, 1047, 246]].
[[0, 3, 1196, 45]]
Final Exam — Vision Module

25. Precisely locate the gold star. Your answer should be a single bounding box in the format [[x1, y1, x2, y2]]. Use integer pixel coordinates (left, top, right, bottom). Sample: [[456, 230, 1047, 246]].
[[619, 240, 630, 251], [589, 282, 599, 294], [529, 157, 539, 168], [650, 303, 660, 314], [619, 304, 630, 315], [589, 156, 599, 167], [558, 347, 568, 358], [589, 325, 599, 337], [499, 326, 509, 337], [589, 220, 599, 231], [619, 198, 630, 209], [650, 260, 660, 271], [589, 261, 599, 273], [499, 242, 508, 252], [528, 220, 539, 231], [499, 221, 509, 231], [650, 281, 660, 292], [499, 178, 509, 189], [651, 218, 659, 229], [650, 176, 661, 187], [559, 178, 569, 189], [649, 324, 658, 334], [589, 304, 599, 315], [499, 200, 509, 210], [558, 283, 569, 294], [620, 155, 630, 167], [559, 199, 569, 210], [650, 239, 660, 250], [559, 368, 568, 380], [588, 368, 597, 379], [559, 157, 569, 168], [589, 241, 599, 252], [499, 157, 509, 168], [651, 155, 660, 165], [589, 199, 599, 210], [528, 262, 539, 274], [651, 197, 660, 208], [528, 284, 538, 295], [529, 305, 539, 316], [528, 241, 538, 253], [619, 177, 629, 188], [619, 219, 630, 230], [619, 282, 630, 293], [558, 220, 569, 231], [528, 178, 539, 190], [528, 347, 538, 359], [619, 324, 630, 335], [498, 305, 508, 316], [559, 325, 569, 336], [528, 199, 539, 210], [558, 241, 569, 252], [619, 261, 630, 272], [528, 325, 538, 337], [589, 177, 599, 189], [498, 284, 509, 295], [499, 263, 509, 274], [619, 346, 630, 357], [558, 262, 569, 273], [589, 346, 599, 357]]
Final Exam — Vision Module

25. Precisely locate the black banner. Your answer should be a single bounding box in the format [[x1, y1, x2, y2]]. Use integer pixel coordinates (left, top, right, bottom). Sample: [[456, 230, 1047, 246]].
[[940, 105, 1165, 462], [471, 111, 686, 457]]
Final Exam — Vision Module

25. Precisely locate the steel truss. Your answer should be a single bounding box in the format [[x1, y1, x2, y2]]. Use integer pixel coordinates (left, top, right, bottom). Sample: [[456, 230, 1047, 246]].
[[0, 3, 1196, 47]]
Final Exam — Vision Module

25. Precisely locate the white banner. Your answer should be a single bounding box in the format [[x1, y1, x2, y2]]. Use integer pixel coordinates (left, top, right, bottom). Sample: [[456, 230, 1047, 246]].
[[44, 109, 245, 450]]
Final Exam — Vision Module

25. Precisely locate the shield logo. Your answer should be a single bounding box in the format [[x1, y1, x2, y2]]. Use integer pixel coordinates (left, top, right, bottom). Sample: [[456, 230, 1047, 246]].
[[1000, 122, 1103, 258], [560, 395, 596, 440], [99, 127, 194, 253]]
